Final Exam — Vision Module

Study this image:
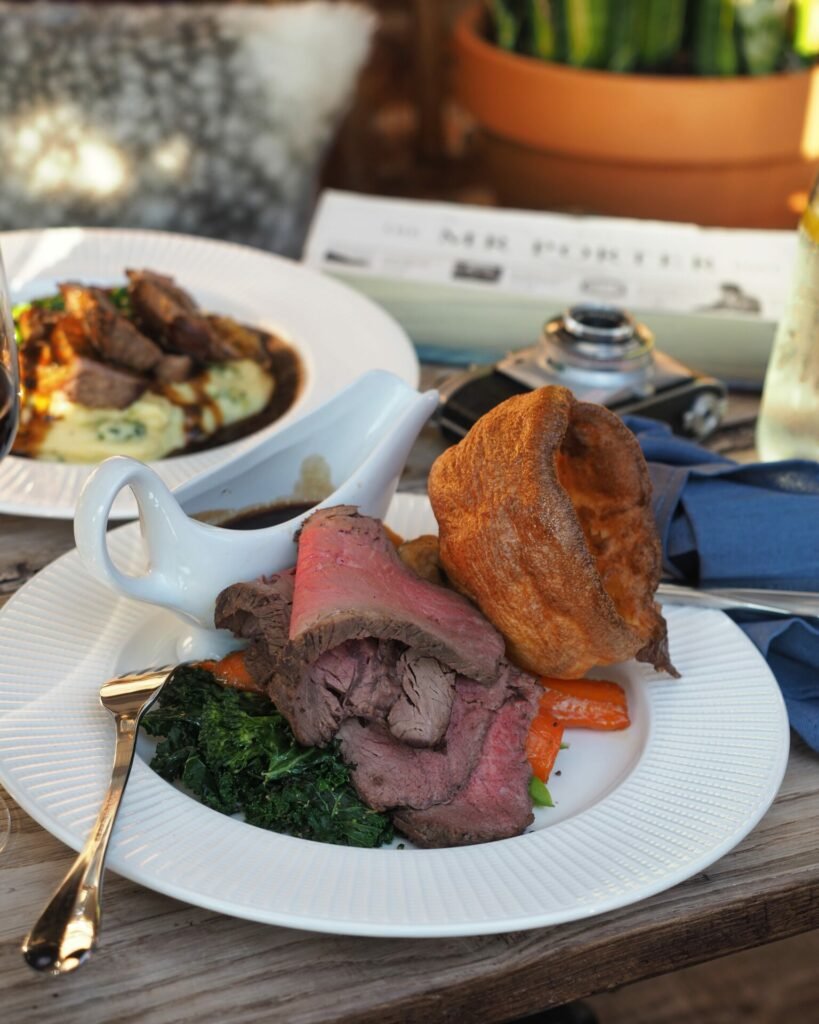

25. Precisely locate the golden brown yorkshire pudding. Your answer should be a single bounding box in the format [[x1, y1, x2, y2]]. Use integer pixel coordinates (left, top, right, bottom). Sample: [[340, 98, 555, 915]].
[[428, 385, 677, 679]]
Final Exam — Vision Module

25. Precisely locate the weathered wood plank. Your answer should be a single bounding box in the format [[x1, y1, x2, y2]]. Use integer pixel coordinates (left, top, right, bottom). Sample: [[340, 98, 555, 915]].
[[0, 515, 75, 603], [589, 928, 819, 1024]]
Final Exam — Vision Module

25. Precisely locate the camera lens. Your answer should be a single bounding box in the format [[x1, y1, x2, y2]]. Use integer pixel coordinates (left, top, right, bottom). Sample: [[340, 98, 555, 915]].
[[544, 304, 654, 366], [564, 305, 635, 344], [537, 304, 655, 400]]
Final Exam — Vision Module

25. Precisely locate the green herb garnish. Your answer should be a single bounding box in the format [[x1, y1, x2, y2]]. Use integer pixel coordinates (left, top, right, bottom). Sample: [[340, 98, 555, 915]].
[[529, 776, 555, 808], [107, 285, 132, 316], [141, 665, 394, 848], [12, 295, 65, 346]]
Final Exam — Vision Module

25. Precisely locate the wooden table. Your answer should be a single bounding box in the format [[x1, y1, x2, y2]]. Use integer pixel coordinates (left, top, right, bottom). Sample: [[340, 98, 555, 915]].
[[1, 381, 817, 1024]]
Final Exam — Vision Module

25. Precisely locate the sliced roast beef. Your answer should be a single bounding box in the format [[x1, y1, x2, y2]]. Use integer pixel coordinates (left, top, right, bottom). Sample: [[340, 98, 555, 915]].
[[387, 652, 455, 747], [33, 315, 148, 410], [21, 314, 127, 409], [264, 642, 355, 747], [60, 283, 163, 372], [212, 509, 545, 848], [215, 570, 295, 683], [126, 268, 199, 330], [23, 293, 151, 409], [289, 507, 504, 684], [57, 358, 147, 409], [342, 641, 403, 721], [155, 354, 195, 383], [337, 669, 512, 811], [269, 639, 401, 747], [392, 671, 540, 847], [126, 269, 236, 362], [206, 315, 269, 364]]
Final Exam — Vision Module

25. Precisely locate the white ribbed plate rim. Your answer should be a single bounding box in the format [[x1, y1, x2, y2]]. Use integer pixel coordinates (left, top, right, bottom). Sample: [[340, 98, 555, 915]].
[[0, 494, 790, 937], [0, 226, 418, 519]]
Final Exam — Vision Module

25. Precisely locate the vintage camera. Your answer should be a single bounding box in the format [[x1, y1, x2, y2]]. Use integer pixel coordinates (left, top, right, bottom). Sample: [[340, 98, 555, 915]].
[[437, 305, 727, 442]]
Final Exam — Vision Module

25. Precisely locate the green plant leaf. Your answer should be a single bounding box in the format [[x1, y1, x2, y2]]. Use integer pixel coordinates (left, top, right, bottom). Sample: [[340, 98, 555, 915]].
[[693, 0, 740, 76], [564, 0, 610, 68], [736, 0, 789, 74], [489, 0, 524, 50], [794, 0, 819, 58]]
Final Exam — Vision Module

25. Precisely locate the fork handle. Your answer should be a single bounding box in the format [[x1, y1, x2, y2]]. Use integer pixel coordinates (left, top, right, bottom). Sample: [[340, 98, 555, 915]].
[[22, 714, 139, 974]]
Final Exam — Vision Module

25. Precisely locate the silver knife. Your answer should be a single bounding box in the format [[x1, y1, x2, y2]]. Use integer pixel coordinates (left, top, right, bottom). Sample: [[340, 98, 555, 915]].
[[657, 582, 819, 618]]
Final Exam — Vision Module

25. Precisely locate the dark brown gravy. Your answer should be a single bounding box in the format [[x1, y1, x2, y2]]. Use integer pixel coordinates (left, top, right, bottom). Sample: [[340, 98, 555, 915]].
[[170, 338, 303, 457], [219, 500, 316, 530]]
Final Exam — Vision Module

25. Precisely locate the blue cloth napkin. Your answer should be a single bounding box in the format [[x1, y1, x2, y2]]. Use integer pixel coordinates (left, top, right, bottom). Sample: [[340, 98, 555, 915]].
[[624, 416, 819, 752]]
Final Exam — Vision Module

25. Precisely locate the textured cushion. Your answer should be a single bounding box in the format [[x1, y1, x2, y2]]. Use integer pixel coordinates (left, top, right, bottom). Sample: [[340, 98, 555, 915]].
[[0, 2, 374, 254]]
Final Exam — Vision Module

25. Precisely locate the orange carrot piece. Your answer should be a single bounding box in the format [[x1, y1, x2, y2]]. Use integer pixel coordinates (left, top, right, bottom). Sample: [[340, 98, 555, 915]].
[[198, 649, 261, 693], [526, 714, 565, 782], [537, 677, 630, 731]]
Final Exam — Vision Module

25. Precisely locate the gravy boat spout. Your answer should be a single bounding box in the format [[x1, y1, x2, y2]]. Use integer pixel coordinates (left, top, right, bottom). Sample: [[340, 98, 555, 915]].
[[74, 371, 438, 627]]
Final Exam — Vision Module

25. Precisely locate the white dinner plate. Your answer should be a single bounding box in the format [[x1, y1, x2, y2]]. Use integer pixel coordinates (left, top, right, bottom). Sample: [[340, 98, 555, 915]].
[[0, 227, 418, 519], [0, 494, 790, 937]]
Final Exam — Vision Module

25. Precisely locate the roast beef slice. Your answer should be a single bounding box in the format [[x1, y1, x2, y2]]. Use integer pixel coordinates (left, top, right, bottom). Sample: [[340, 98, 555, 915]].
[[216, 567, 457, 749], [126, 269, 237, 362], [387, 652, 455, 747], [37, 354, 147, 409], [336, 669, 512, 812], [60, 283, 163, 372], [215, 570, 295, 681], [289, 506, 504, 684], [392, 670, 541, 847], [155, 354, 195, 383], [269, 639, 400, 748]]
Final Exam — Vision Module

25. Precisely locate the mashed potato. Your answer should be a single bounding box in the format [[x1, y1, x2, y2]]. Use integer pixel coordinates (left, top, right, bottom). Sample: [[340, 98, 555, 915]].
[[36, 360, 274, 463]]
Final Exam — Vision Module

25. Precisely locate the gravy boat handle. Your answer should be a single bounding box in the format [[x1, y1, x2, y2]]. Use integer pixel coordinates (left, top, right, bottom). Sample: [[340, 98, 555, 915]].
[[73, 456, 207, 615]]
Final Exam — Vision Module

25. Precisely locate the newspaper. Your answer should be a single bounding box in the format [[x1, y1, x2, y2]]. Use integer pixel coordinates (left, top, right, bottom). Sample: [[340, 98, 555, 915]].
[[303, 190, 796, 384]]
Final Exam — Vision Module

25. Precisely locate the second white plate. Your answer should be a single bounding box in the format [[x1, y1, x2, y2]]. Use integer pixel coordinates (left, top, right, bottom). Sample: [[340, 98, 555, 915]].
[[0, 227, 418, 518], [0, 494, 790, 937]]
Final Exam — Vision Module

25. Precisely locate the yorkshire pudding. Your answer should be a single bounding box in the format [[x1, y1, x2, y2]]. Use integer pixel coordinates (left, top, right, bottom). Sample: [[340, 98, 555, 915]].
[[428, 386, 676, 679]]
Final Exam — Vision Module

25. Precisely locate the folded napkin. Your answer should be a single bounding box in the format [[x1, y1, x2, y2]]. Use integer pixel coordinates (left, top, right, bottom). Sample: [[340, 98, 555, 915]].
[[625, 416, 819, 752]]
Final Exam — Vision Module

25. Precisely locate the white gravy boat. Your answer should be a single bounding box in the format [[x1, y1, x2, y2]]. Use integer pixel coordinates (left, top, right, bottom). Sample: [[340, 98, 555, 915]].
[[74, 370, 438, 628]]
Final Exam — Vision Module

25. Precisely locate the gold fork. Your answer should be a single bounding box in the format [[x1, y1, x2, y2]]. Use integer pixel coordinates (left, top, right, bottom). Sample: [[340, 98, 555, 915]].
[[22, 666, 176, 975]]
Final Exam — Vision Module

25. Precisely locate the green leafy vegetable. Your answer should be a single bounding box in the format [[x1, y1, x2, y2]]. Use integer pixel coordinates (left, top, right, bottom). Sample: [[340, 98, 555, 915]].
[[12, 294, 65, 346], [141, 665, 394, 848], [529, 776, 555, 807], [28, 294, 65, 312], [107, 285, 133, 316]]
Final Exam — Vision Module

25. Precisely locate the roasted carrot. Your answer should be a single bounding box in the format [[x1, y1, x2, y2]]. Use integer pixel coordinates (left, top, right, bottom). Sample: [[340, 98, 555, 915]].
[[198, 649, 262, 693], [526, 714, 565, 782], [537, 677, 630, 731]]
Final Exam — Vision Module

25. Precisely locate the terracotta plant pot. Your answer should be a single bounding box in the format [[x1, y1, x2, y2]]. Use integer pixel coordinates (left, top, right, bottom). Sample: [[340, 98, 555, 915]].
[[453, 4, 819, 228]]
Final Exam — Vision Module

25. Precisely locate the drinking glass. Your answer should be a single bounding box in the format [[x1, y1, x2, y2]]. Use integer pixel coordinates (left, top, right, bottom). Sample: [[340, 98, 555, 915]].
[[0, 244, 19, 850], [756, 173, 819, 460], [0, 244, 18, 457]]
